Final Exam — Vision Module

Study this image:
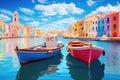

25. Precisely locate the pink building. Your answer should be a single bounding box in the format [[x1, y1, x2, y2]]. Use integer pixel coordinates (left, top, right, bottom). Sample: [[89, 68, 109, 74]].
[[105, 14, 112, 37], [5, 24, 13, 37]]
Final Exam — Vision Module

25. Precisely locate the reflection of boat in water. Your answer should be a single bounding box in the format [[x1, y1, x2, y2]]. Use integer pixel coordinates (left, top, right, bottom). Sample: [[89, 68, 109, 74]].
[[66, 54, 105, 80], [16, 53, 63, 80]]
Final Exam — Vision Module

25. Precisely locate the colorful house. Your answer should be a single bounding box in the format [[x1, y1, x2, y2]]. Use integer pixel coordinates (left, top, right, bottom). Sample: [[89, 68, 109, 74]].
[[19, 28, 24, 37], [83, 16, 92, 37], [111, 12, 120, 37], [74, 20, 83, 37], [23, 26, 29, 37], [30, 28, 35, 36], [0, 21, 5, 37], [89, 15, 100, 38], [9, 11, 25, 37], [5, 24, 13, 37], [97, 15, 105, 37], [34, 29, 42, 36], [104, 13, 112, 37], [12, 27, 19, 37]]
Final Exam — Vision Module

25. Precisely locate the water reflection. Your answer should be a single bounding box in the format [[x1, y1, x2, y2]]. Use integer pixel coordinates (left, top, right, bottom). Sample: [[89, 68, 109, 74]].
[[108, 43, 119, 66], [5, 39, 17, 54], [66, 54, 105, 80], [16, 53, 63, 80], [0, 40, 5, 59]]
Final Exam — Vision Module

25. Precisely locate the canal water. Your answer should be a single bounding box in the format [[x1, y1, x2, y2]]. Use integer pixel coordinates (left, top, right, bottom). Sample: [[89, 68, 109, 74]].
[[0, 37, 120, 80]]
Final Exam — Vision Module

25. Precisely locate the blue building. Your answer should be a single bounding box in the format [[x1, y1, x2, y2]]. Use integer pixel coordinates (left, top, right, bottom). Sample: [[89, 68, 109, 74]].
[[97, 17, 105, 37]]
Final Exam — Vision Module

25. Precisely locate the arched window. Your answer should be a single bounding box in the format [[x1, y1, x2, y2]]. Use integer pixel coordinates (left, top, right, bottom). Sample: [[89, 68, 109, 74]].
[[15, 18, 16, 22]]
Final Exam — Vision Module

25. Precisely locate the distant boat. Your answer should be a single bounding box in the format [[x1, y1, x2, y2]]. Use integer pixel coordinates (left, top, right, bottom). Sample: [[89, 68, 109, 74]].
[[66, 54, 105, 80], [15, 34, 64, 66], [66, 40, 105, 64]]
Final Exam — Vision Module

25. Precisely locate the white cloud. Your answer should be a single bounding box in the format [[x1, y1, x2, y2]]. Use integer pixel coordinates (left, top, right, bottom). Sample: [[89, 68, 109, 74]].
[[0, 9, 13, 16], [35, 3, 84, 16], [87, 3, 120, 16], [21, 15, 34, 21], [40, 17, 77, 31], [0, 14, 11, 22], [27, 21, 40, 27], [32, 0, 35, 3], [41, 18, 48, 22], [87, 0, 95, 6], [38, 0, 47, 4], [19, 7, 35, 15]]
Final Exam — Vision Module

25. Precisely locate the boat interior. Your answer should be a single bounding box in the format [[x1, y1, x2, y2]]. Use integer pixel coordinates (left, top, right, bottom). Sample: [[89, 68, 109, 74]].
[[68, 41, 90, 47]]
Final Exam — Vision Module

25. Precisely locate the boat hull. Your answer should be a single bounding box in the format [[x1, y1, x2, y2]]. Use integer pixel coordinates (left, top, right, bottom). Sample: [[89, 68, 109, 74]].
[[68, 48, 103, 64], [67, 41, 104, 64], [17, 49, 61, 65]]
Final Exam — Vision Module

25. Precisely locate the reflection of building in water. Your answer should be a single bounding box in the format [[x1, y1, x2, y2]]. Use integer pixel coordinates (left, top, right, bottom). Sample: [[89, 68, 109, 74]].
[[16, 53, 63, 80], [66, 54, 105, 80], [22, 38, 31, 48], [5, 39, 17, 55], [0, 40, 6, 59], [108, 43, 119, 66]]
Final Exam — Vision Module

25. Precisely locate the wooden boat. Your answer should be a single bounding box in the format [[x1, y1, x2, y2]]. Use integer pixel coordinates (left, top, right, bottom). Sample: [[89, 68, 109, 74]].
[[15, 34, 64, 66], [66, 40, 105, 64]]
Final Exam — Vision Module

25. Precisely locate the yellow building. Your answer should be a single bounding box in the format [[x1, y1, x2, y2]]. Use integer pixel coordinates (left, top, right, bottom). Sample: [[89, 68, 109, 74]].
[[83, 16, 93, 37], [23, 26, 32, 37], [0, 20, 5, 37], [34, 29, 42, 36], [83, 15, 101, 38], [74, 20, 83, 37]]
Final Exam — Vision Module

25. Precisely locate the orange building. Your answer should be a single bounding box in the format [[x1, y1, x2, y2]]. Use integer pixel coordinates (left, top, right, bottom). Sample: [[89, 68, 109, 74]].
[[74, 20, 83, 37], [34, 29, 42, 36], [111, 12, 120, 37], [0, 21, 5, 37]]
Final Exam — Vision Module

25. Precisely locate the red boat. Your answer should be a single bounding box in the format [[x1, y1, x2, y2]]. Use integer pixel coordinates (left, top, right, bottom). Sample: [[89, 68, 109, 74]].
[[66, 41, 105, 64]]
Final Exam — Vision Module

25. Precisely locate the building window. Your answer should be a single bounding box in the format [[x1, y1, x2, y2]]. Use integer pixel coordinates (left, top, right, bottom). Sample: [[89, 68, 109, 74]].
[[80, 24, 82, 26], [96, 21, 97, 24], [15, 18, 16, 22], [102, 26, 104, 29], [107, 25, 110, 31], [92, 27, 94, 31], [98, 21, 100, 24], [81, 27, 84, 30], [74, 28, 77, 31], [107, 18, 109, 23], [102, 20, 104, 24], [113, 24, 116, 30], [97, 27, 98, 30], [113, 16, 116, 21]]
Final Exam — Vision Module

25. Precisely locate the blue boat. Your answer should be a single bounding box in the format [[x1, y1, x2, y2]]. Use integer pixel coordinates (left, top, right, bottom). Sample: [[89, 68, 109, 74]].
[[16, 53, 63, 80], [15, 34, 64, 66]]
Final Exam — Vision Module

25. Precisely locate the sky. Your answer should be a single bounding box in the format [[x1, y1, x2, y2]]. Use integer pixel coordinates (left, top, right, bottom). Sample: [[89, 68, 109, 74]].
[[0, 0, 120, 31]]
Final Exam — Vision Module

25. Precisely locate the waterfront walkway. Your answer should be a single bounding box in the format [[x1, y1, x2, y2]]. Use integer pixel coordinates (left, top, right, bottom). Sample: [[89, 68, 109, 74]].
[[63, 36, 120, 41], [1, 36, 120, 41]]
